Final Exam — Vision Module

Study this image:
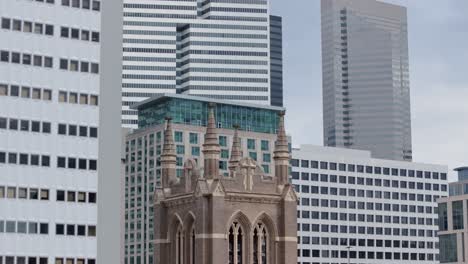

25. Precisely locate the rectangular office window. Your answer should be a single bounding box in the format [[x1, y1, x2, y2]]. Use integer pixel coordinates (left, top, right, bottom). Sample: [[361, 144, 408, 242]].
[[90, 95, 98, 106], [69, 92, 78, 104], [33, 55, 42, 66], [41, 189, 49, 200], [69, 125, 77, 136], [21, 86, 30, 98], [1, 18, 11, 29], [79, 126, 87, 137], [56, 224, 65, 235], [79, 94, 88, 104], [92, 1, 100, 11], [68, 157, 76, 169], [29, 222, 37, 234], [79, 158, 87, 169], [452, 201, 464, 230], [40, 223, 48, 234], [60, 59, 68, 70], [91, 63, 99, 73], [89, 128, 98, 138], [0, 117, 6, 129], [30, 188, 39, 199], [70, 60, 79, 71], [34, 23, 43, 34], [88, 192, 97, 203], [23, 54, 32, 65], [57, 190, 65, 201], [92, 32, 100, 42], [89, 160, 97, 170], [67, 191, 76, 202], [0, 84, 7, 96], [45, 25, 54, 35], [81, 61, 89, 72]]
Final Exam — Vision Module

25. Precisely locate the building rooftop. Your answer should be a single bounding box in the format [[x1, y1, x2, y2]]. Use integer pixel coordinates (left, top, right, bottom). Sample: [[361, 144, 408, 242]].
[[131, 93, 285, 112]]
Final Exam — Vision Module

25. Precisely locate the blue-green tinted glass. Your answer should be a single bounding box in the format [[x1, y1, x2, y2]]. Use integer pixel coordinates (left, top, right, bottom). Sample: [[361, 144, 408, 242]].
[[219, 136, 227, 147], [191, 147, 200, 156], [261, 140, 269, 151], [138, 98, 280, 134], [189, 133, 198, 144], [221, 149, 229, 159], [247, 139, 256, 150]]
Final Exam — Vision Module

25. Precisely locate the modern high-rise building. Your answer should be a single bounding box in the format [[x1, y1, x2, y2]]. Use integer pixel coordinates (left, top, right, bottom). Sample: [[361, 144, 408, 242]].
[[292, 145, 448, 263], [437, 167, 468, 264], [121, 0, 283, 127], [321, 0, 412, 161], [123, 94, 285, 264], [0, 0, 122, 263]]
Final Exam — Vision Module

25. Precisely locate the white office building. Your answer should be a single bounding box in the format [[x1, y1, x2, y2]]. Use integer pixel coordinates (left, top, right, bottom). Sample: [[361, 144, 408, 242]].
[[121, 0, 283, 128], [292, 145, 448, 263], [0, 1, 122, 263], [321, 0, 413, 161]]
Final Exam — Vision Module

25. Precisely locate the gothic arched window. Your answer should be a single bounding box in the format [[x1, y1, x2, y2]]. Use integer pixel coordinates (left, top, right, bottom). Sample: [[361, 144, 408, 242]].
[[253, 223, 268, 264], [176, 226, 184, 264], [190, 227, 195, 264], [228, 222, 243, 264]]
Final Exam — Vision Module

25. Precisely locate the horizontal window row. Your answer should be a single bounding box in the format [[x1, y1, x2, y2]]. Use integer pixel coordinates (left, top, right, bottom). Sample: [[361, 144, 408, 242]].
[[58, 91, 98, 105], [1, 17, 54, 36], [55, 223, 96, 236], [179, 67, 268, 75], [180, 40, 268, 49], [292, 173, 447, 191], [200, 7, 268, 14], [57, 190, 96, 203], [123, 3, 196, 10], [0, 220, 48, 234], [298, 210, 437, 226], [123, 12, 197, 20], [180, 85, 268, 92], [179, 49, 268, 57], [57, 157, 97, 170], [179, 76, 269, 84], [297, 222, 436, 238], [0, 256, 47, 264], [200, 94, 269, 101], [0, 258, 96, 264], [178, 58, 268, 66], [123, 29, 176, 36], [298, 237, 437, 250], [59, 58, 99, 74], [1, 50, 53, 68], [55, 259, 96, 264], [0, 117, 51, 133], [298, 199, 437, 215], [123, 20, 267, 31], [298, 249, 436, 261], [0, 152, 50, 167], [60, 26, 99, 42], [206, 15, 268, 22], [58, 123, 97, 138], [180, 32, 267, 40], [0, 186, 49, 200], [122, 92, 161, 99], [61, 0, 100, 11], [122, 74, 175, 80], [123, 47, 175, 54], [122, 65, 175, 72], [0, 84, 52, 100], [291, 159, 447, 180]]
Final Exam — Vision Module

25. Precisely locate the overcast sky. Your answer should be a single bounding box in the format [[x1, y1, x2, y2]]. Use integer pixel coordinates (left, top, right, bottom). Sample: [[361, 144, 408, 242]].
[[270, 0, 468, 181]]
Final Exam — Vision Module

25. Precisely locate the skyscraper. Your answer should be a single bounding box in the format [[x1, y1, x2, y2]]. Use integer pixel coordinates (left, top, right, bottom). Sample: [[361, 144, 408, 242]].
[[121, 0, 283, 127], [0, 0, 121, 263], [321, 0, 412, 161]]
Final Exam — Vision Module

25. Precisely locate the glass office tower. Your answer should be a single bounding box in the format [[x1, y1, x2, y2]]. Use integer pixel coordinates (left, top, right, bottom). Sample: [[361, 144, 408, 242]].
[[321, 0, 412, 161]]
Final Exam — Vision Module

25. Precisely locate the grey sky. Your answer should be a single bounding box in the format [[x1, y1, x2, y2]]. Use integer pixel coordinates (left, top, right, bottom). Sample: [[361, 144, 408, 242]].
[[271, 0, 468, 180]]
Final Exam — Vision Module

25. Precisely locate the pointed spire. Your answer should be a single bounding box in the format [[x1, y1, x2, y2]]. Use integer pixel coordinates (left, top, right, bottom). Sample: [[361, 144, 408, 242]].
[[274, 111, 290, 185], [161, 117, 177, 189], [228, 124, 242, 172], [203, 103, 221, 179]]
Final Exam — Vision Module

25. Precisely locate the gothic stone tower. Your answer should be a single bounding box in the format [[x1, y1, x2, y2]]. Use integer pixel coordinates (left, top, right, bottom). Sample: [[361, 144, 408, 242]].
[[153, 105, 298, 264]]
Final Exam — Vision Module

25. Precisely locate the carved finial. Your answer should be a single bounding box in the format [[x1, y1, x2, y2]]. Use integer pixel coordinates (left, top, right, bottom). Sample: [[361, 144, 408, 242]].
[[161, 117, 177, 189], [229, 124, 242, 173], [274, 111, 290, 185], [203, 104, 221, 179]]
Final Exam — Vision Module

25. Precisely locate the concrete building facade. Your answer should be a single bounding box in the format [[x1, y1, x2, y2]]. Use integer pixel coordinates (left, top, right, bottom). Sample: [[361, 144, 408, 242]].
[[123, 94, 287, 264], [437, 167, 468, 264], [321, 0, 412, 161], [292, 145, 448, 263], [0, 0, 122, 263], [121, 0, 283, 127]]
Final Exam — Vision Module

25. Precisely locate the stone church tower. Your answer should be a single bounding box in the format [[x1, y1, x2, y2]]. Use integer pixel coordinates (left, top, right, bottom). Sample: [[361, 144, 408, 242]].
[[153, 105, 298, 264]]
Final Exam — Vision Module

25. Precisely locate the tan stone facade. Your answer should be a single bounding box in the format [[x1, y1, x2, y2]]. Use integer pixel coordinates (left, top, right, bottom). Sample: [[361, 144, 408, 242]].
[[153, 105, 298, 264]]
